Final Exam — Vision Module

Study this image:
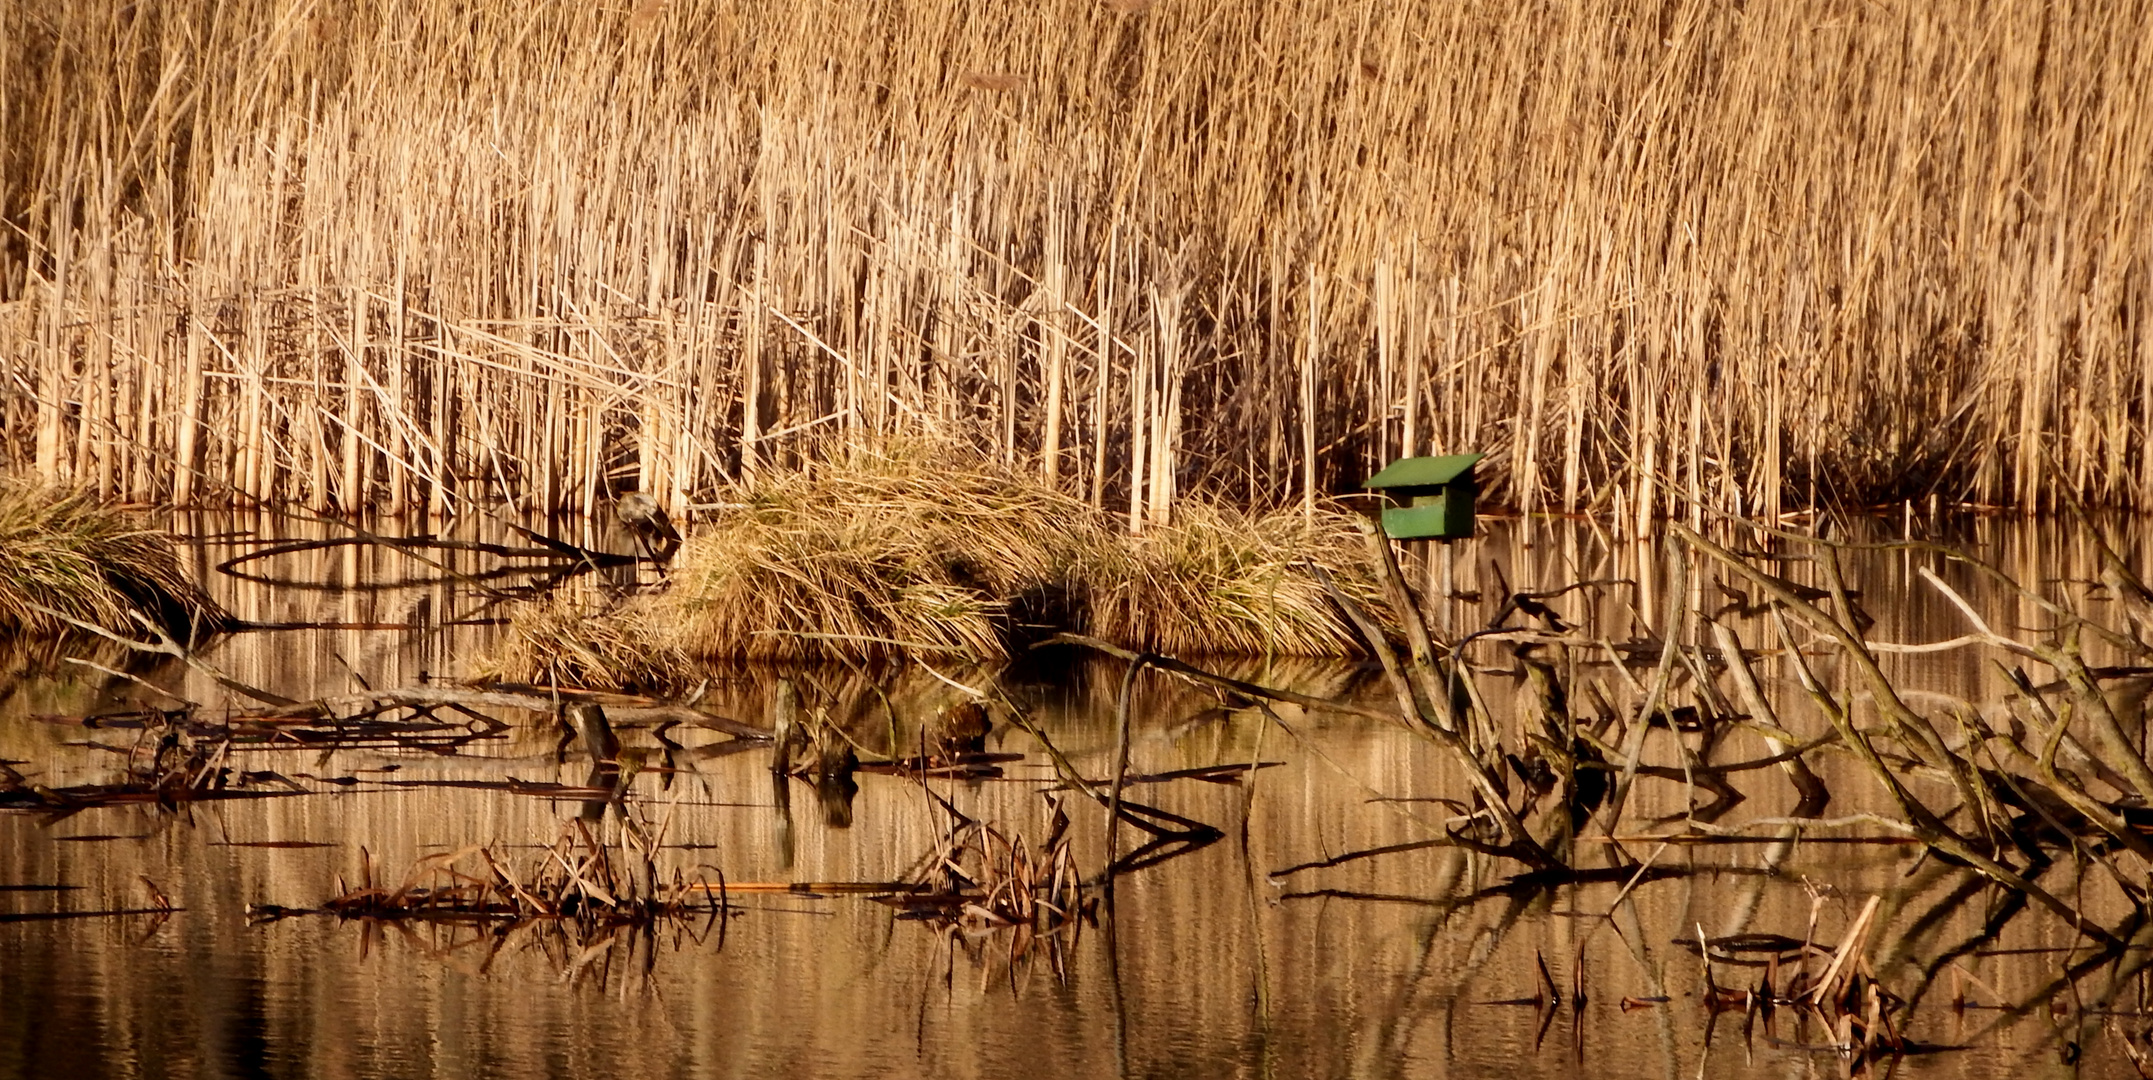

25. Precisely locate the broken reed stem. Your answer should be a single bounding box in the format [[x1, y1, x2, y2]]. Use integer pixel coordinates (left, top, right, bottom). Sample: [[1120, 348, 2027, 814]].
[[1357, 520, 1449, 728], [1708, 618, 1829, 812], [1104, 655, 1147, 883], [1810, 895, 1883, 1006], [1604, 534, 1686, 835], [1673, 526, 2123, 946]]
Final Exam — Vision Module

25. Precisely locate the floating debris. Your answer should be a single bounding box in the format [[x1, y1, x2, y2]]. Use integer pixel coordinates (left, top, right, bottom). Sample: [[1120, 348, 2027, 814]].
[[260, 818, 722, 930]]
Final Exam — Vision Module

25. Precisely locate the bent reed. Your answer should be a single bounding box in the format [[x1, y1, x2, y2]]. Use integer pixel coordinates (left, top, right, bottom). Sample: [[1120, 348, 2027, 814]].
[[481, 449, 1377, 685], [4, 0, 2148, 522], [0, 481, 226, 644]]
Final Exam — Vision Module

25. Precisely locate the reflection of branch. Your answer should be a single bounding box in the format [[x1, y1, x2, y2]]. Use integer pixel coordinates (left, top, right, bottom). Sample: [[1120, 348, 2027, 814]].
[[27, 602, 295, 707], [1676, 526, 2126, 948], [1034, 634, 1393, 721], [1271, 838, 1451, 878], [1920, 566, 2153, 807], [216, 532, 613, 595], [1281, 862, 1773, 909], [1038, 632, 1554, 869], [973, 669, 1222, 868], [1675, 525, 1960, 775], [1973, 910, 2153, 1041], [1685, 499, 2097, 630], [62, 658, 198, 706], [289, 686, 771, 740], [1103, 830, 1222, 878], [1905, 872, 2026, 1015]]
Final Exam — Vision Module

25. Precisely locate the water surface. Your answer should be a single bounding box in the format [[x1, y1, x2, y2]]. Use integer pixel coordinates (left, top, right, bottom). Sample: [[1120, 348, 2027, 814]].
[[6, 512, 2150, 1079]]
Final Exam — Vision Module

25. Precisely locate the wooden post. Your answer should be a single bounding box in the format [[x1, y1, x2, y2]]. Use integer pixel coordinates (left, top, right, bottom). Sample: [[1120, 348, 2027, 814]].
[[1438, 542, 1456, 636]]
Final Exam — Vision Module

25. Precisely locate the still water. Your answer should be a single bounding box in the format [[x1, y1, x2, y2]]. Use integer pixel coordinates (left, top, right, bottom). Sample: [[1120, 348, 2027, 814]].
[[5, 512, 2151, 1079]]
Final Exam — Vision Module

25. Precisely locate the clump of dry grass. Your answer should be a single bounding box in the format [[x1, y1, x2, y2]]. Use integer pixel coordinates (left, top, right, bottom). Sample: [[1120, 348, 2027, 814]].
[[666, 446, 1089, 661], [474, 591, 692, 694], [281, 820, 718, 932], [901, 793, 1091, 948], [0, 481, 227, 644], [480, 451, 1376, 685], [1082, 502, 1375, 657]]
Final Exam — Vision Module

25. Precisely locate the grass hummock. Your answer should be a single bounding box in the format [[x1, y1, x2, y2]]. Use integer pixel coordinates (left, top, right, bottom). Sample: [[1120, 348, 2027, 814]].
[[481, 448, 1382, 689], [0, 480, 228, 645]]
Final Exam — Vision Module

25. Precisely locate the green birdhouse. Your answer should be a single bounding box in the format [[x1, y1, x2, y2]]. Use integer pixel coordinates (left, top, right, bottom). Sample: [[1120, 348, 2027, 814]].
[[1364, 453, 1484, 540]]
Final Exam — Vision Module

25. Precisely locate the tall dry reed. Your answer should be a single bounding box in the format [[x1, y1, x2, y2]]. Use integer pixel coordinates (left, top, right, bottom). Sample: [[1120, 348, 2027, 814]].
[[3, 0, 2147, 519]]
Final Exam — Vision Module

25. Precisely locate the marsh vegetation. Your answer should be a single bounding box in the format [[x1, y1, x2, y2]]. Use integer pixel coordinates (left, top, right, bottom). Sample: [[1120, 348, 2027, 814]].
[[7, 0, 2153, 1072], [0, 480, 226, 644], [482, 446, 1383, 681], [4, 0, 2148, 519]]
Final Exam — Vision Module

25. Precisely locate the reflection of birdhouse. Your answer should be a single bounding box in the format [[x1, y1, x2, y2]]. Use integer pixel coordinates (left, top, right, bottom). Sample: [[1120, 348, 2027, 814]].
[[1363, 454, 1484, 540], [929, 701, 991, 762]]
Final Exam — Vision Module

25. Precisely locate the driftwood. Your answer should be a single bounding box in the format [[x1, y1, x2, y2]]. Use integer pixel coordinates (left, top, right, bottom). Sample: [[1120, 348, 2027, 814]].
[[1039, 514, 2153, 958], [274, 684, 771, 741]]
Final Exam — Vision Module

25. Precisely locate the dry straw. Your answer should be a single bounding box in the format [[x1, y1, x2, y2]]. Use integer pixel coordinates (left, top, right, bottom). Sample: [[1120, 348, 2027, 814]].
[[0, 480, 225, 642], [481, 448, 1378, 683], [3, 0, 2148, 518]]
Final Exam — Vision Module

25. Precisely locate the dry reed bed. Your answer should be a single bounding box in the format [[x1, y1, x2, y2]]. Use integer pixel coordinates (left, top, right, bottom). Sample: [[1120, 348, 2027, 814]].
[[4, 1, 2148, 519], [482, 453, 1376, 682], [0, 481, 225, 643]]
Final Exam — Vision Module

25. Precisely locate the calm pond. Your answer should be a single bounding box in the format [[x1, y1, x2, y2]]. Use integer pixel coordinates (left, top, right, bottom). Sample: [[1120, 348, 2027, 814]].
[[5, 512, 2150, 1079]]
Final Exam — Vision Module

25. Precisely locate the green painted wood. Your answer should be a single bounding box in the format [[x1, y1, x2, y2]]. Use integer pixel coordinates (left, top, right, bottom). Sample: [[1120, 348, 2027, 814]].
[[1368, 453, 1481, 540], [1380, 494, 1473, 540], [1362, 453, 1485, 493]]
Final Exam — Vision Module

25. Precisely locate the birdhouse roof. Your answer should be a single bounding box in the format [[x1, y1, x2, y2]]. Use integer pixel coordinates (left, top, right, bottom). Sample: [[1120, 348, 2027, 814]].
[[1363, 453, 1485, 490]]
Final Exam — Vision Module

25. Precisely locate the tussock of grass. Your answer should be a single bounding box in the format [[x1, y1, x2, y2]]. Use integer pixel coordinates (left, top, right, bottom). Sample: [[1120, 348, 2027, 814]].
[[0, 481, 227, 644], [668, 449, 1083, 661], [482, 451, 1380, 687], [475, 592, 693, 693], [1079, 502, 1374, 658]]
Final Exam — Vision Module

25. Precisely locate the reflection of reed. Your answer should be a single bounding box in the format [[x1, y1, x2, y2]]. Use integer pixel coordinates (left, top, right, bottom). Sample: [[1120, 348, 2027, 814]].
[[15, 517, 2153, 1074], [1, 665, 2143, 1077]]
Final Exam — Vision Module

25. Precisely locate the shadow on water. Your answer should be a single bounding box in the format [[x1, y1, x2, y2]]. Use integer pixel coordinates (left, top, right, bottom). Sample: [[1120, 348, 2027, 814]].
[[13, 511, 2153, 1076]]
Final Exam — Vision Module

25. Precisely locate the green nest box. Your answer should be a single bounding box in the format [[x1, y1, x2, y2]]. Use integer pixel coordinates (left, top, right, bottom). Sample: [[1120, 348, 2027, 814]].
[[1363, 453, 1485, 541]]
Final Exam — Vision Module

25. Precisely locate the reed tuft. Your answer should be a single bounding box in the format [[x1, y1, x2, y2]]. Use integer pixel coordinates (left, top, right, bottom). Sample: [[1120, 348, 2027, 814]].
[[474, 592, 693, 694], [480, 450, 1375, 687], [1080, 502, 1376, 657], [0, 482, 227, 644]]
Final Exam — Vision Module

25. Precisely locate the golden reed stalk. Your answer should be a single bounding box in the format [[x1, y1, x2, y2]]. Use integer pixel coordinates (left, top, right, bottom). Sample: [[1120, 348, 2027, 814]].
[[2, 0, 2146, 518]]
